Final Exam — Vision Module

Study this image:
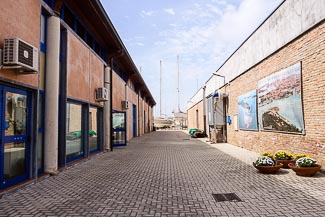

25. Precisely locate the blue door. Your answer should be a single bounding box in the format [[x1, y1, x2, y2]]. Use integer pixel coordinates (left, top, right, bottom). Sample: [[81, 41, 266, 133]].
[[132, 104, 137, 137], [112, 111, 126, 147], [0, 86, 30, 189]]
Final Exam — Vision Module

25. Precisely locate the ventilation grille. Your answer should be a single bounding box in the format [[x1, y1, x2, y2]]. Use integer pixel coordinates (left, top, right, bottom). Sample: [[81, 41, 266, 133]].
[[18, 40, 33, 67], [212, 193, 242, 202], [4, 39, 14, 63]]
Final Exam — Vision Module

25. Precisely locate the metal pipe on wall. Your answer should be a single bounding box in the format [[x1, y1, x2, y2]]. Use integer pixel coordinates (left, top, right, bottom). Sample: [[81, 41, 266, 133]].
[[202, 85, 207, 136], [104, 66, 111, 151]]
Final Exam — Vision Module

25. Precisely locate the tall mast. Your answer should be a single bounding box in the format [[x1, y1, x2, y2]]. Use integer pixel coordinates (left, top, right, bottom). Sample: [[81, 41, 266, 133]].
[[177, 55, 180, 112], [160, 60, 162, 117]]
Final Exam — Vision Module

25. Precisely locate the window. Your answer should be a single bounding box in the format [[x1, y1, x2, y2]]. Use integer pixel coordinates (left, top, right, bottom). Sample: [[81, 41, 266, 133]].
[[44, 0, 54, 9], [86, 32, 93, 48], [63, 7, 75, 30], [66, 103, 83, 160], [61, 4, 107, 61], [40, 14, 46, 52], [89, 107, 99, 153], [76, 21, 86, 39]]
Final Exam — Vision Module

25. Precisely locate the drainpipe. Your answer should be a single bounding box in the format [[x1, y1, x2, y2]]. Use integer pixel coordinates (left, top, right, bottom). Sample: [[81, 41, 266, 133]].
[[137, 90, 140, 136], [143, 96, 145, 133], [44, 15, 60, 175], [104, 66, 111, 151], [125, 82, 128, 102], [202, 85, 207, 136], [124, 82, 128, 139]]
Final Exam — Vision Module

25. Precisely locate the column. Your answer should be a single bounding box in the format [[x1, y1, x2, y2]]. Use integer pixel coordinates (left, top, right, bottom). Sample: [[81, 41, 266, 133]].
[[44, 15, 60, 174]]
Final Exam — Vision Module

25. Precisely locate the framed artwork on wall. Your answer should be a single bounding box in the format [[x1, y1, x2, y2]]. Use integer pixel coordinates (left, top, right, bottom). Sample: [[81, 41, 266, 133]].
[[257, 62, 305, 134], [238, 90, 258, 131]]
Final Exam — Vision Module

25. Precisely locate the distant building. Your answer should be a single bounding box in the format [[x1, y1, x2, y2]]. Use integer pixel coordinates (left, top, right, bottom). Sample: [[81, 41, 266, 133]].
[[173, 111, 188, 130]]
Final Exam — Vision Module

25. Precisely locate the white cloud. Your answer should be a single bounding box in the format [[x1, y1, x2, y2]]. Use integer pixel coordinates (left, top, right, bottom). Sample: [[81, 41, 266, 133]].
[[164, 8, 176, 15], [144, 0, 282, 113], [154, 41, 167, 46], [141, 10, 155, 17], [211, 0, 227, 5], [135, 42, 144, 46], [106, 0, 282, 115]]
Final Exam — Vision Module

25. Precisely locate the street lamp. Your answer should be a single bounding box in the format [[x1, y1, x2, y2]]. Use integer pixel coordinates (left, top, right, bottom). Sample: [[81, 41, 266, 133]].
[[212, 73, 226, 143]]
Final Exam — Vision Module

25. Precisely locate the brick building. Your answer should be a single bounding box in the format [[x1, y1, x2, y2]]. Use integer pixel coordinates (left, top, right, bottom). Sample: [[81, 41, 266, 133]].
[[0, 0, 155, 190], [187, 0, 325, 165]]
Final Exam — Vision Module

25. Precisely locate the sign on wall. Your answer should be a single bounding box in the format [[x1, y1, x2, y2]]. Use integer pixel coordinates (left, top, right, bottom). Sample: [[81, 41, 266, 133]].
[[258, 62, 305, 134], [238, 90, 258, 131]]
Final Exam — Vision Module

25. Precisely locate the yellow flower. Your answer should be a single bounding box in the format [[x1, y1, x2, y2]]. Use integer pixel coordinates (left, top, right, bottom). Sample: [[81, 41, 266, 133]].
[[294, 153, 311, 161], [274, 151, 293, 160], [260, 152, 275, 161]]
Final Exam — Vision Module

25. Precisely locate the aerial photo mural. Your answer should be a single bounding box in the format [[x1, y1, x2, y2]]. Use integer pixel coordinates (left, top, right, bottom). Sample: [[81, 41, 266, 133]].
[[238, 90, 258, 131], [258, 62, 305, 134]]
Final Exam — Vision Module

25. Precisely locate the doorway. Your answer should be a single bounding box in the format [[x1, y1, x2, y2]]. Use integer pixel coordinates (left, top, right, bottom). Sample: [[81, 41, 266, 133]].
[[0, 86, 31, 189], [112, 111, 126, 146], [132, 104, 137, 137]]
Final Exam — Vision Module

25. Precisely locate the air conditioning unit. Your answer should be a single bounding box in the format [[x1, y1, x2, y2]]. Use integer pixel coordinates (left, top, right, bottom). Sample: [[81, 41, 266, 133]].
[[3, 38, 38, 73], [95, 87, 108, 101], [121, 100, 129, 110]]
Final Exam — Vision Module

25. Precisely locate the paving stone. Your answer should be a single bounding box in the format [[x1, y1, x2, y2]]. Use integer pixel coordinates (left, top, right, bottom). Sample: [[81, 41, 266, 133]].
[[0, 131, 325, 216]]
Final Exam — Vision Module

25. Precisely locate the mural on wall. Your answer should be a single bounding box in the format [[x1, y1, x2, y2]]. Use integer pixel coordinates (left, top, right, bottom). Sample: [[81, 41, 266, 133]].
[[238, 90, 258, 131], [258, 62, 305, 134]]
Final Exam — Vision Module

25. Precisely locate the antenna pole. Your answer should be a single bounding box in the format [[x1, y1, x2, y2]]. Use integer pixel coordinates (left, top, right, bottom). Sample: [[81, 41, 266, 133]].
[[177, 55, 180, 112], [160, 60, 162, 117]]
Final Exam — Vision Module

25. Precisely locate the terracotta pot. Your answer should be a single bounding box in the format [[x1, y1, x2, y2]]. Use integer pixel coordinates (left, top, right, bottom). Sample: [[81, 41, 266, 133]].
[[288, 163, 321, 177], [276, 160, 295, 168], [253, 163, 283, 174]]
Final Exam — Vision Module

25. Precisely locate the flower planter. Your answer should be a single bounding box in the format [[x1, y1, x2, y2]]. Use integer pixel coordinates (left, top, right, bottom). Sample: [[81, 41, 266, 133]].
[[276, 160, 295, 168], [253, 163, 283, 174], [288, 163, 321, 177]]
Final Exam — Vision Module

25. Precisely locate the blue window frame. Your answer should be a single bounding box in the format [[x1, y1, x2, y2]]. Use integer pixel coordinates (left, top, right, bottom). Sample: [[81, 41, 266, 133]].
[[37, 91, 45, 174], [44, 0, 55, 9], [40, 12, 47, 53], [112, 111, 127, 147], [0, 86, 31, 190], [132, 104, 137, 137]]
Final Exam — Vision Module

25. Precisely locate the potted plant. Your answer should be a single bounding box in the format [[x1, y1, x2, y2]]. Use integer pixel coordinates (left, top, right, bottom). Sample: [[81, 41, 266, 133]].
[[293, 153, 311, 161], [253, 156, 283, 174], [260, 151, 275, 161], [274, 151, 294, 168], [288, 157, 321, 177]]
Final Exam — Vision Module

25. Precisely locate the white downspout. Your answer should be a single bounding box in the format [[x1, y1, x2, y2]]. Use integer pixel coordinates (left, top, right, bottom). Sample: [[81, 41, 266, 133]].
[[104, 66, 111, 151]]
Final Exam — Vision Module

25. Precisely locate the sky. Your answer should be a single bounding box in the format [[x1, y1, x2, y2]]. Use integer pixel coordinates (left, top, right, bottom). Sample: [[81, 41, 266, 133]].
[[101, 0, 283, 117]]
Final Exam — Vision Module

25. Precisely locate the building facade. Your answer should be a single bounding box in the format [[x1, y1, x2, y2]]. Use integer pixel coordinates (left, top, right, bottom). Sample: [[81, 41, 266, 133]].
[[187, 0, 325, 165], [0, 0, 155, 191]]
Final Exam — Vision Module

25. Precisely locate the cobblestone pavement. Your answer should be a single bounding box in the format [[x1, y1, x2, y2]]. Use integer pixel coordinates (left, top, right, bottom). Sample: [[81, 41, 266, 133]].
[[0, 131, 325, 217]]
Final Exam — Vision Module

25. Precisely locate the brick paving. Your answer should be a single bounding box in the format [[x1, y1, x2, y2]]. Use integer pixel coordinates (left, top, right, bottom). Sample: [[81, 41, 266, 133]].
[[0, 131, 324, 217]]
